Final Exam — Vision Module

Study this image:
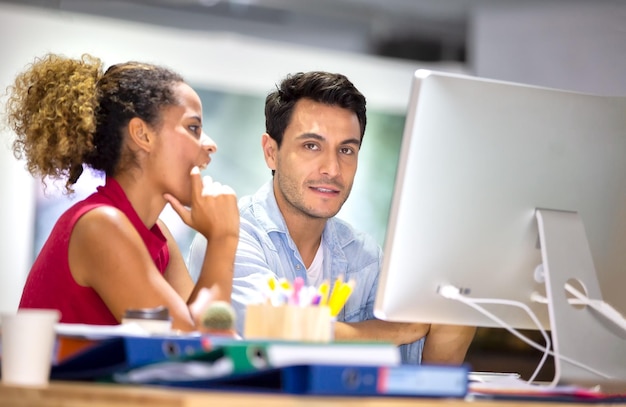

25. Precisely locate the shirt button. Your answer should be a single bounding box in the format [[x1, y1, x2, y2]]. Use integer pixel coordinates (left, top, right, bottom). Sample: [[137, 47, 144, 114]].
[[295, 265, 301, 270]]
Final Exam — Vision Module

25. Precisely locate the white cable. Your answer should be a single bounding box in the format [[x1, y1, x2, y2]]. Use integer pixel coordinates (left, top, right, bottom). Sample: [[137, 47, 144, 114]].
[[454, 294, 554, 386], [564, 283, 626, 333], [439, 285, 612, 385], [439, 286, 553, 385], [445, 286, 611, 382]]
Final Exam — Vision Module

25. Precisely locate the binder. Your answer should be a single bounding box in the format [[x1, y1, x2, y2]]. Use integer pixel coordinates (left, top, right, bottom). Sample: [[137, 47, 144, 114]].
[[50, 336, 400, 382], [146, 363, 470, 397], [240, 339, 401, 368], [50, 334, 235, 380], [111, 339, 402, 384]]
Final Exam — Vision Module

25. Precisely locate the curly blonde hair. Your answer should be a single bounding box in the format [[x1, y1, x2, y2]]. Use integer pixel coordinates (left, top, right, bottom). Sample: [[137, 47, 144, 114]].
[[5, 53, 184, 194], [5, 53, 101, 192]]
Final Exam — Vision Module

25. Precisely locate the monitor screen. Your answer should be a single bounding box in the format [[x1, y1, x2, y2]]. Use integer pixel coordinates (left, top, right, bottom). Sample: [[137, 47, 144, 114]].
[[374, 69, 626, 332]]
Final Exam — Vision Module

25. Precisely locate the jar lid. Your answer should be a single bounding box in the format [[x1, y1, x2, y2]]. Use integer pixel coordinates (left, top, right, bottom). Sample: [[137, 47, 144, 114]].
[[123, 305, 170, 321]]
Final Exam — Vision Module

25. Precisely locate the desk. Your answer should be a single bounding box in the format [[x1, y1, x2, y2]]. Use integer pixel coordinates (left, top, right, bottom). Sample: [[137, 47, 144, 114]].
[[0, 381, 620, 407]]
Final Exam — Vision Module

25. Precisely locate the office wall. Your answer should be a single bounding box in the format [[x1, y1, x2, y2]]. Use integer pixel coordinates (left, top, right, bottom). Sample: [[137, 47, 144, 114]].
[[470, 2, 626, 96], [0, 3, 465, 312]]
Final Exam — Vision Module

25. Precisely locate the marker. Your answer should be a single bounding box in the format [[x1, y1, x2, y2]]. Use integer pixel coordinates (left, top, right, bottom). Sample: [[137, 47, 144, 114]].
[[265, 276, 278, 304], [291, 276, 305, 305], [310, 292, 322, 306], [326, 275, 344, 312], [317, 280, 330, 306], [329, 279, 355, 317], [267, 276, 277, 292], [278, 278, 291, 291], [300, 285, 318, 307]]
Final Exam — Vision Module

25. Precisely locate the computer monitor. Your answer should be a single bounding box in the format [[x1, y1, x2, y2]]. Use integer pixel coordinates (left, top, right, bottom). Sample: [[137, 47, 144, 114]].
[[373, 69, 626, 383]]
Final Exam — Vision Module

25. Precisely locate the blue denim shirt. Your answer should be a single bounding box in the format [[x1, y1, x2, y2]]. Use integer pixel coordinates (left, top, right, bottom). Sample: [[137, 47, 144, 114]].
[[188, 180, 423, 364]]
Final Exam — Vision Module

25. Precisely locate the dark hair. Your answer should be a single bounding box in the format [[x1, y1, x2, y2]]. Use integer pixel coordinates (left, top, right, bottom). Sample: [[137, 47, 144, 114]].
[[265, 71, 367, 148], [5, 53, 184, 193]]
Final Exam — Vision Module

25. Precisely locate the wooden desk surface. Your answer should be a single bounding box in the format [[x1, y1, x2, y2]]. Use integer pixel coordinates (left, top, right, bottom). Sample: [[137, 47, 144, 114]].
[[0, 381, 620, 407]]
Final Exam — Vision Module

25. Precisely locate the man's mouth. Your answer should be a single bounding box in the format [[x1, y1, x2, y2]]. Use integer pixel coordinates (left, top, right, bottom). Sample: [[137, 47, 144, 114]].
[[310, 186, 340, 194]]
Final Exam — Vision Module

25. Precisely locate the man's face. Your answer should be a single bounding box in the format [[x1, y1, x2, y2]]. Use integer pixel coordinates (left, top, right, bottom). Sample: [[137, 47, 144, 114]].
[[264, 98, 362, 221]]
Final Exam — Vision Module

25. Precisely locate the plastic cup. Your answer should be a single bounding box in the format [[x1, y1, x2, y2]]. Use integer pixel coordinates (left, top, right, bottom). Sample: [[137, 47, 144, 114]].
[[1, 309, 60, 387]]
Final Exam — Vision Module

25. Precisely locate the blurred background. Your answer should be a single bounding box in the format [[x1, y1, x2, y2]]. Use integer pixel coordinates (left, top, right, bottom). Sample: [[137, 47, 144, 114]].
[[1, 0, 625, 380]]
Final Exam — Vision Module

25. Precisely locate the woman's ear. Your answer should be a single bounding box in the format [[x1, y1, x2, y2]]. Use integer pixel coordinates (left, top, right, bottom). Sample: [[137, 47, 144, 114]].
[[128, 117, 151, 152], [261, 133, 277, 171]]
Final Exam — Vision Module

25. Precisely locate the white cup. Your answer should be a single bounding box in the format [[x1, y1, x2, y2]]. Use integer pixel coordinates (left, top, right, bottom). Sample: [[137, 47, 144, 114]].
[[1, 309, 60, 387]]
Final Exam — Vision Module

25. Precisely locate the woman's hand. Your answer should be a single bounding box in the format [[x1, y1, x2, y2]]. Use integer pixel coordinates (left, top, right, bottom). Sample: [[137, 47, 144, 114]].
[[189, 286, 239, 337], [165, 166, 240, 241]]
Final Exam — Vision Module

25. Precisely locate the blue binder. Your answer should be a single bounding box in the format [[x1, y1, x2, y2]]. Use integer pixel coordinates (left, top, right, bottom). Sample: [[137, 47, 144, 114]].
[[50, 335, 234, 380], [152, 363, 470, 397], [285, 364, 469, 396]]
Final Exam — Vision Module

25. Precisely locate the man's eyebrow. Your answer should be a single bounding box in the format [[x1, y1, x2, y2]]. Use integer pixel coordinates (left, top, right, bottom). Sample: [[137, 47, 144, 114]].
[[296, 132, 324, 141], [296, 133, 361, 146], [341, 137, 361, 146]]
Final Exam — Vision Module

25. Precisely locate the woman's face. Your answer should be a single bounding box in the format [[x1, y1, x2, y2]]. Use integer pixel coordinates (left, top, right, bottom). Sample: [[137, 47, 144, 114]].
[[150, 82, 217, 206]]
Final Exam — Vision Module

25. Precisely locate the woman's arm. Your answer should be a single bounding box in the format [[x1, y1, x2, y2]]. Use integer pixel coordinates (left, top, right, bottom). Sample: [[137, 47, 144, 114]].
[[165, 169, 240, 305], [159, 219, 194, 302], [69, 206, 198, 331], [69, 169, 240, 332]]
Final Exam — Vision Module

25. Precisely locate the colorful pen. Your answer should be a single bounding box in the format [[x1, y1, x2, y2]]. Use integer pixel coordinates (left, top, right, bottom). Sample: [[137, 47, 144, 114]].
[[329, 279, 355, 317]]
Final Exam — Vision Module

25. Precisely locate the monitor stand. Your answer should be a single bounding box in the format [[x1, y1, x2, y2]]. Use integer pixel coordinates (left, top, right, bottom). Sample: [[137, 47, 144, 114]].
[[535, 209, 626, 385]]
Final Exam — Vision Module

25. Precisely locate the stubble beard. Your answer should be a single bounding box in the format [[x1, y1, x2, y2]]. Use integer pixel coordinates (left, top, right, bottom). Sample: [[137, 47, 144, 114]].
[[275, 172, 351, 221]]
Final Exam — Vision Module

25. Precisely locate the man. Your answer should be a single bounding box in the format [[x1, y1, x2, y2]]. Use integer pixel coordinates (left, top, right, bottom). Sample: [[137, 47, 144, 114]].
[[189, 71, 475, 364]]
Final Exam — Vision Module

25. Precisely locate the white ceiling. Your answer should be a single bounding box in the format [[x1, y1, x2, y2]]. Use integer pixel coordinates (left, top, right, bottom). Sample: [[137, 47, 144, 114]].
[[0, 0, 608, 63]]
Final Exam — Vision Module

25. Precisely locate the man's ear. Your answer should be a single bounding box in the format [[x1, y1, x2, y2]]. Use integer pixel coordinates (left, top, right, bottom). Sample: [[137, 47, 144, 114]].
[[261, 133, 277, 171], [127, 117, 151, 152]]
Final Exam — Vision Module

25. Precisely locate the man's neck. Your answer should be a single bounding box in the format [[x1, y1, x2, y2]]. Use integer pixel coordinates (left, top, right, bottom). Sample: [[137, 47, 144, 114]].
[[272, 181, 329, 267], [283, 212, 325, 268]]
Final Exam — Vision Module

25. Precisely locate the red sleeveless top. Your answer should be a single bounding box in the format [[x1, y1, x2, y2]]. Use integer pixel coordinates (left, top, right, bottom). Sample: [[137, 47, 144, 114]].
[[19, 178, 169, 325]]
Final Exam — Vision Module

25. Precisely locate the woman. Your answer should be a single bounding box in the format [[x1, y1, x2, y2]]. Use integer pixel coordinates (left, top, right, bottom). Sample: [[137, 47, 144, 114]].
[[4, 53, 239, 331]]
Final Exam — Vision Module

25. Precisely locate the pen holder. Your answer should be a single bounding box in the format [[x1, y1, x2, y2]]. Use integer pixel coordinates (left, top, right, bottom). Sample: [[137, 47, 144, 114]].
[[244, 304, 333, 343]]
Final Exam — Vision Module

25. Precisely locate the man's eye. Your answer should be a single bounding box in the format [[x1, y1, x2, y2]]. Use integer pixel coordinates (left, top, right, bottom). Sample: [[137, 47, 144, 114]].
[[340, 147, 355, 155], [304, 143, 319, 151]]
